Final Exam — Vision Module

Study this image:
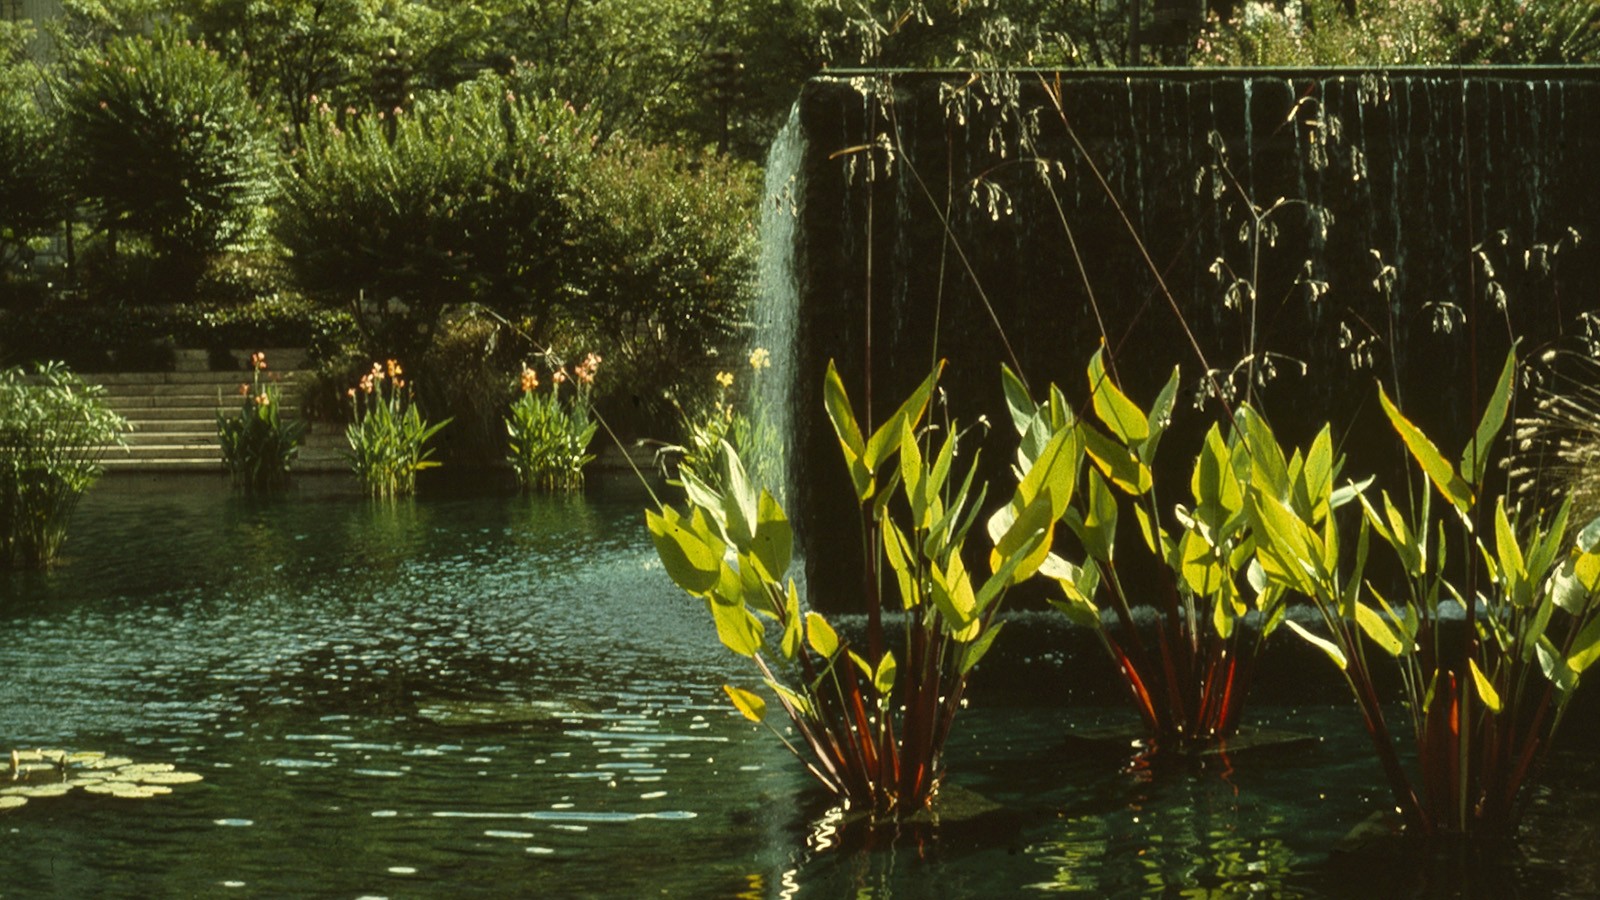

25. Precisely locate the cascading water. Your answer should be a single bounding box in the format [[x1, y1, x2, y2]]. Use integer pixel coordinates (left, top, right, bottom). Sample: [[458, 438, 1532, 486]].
[[751, 105, 806, 509]]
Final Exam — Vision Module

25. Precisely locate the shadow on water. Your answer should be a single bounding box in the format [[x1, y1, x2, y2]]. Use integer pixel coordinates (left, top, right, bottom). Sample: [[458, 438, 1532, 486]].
[[1, 474, 1598, 897]]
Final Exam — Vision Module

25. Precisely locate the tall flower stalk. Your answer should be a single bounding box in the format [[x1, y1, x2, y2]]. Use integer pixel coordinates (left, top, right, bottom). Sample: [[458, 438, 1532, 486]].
[[344, 359, 449, 498]]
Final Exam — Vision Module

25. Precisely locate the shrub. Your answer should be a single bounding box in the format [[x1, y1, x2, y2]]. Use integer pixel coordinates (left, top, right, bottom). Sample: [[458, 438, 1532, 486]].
[[217, 351, 305, 493], [55, 30, 275, 297], [0, 361, 129, 568], [276, 77, 593, 363], [344, 359, 449, 498], [567, 141, 759, 420], [506, 353, 599, 492]]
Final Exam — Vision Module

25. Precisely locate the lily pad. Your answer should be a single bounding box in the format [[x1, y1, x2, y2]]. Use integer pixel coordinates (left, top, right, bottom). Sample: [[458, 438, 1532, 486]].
[[140, 771, 203, 785], [0, 796, 26, 811], [1, 783, 72, 799], [83, 782, 173, 799], [118, 763, 177, 777], [86, 757, 135, 770]]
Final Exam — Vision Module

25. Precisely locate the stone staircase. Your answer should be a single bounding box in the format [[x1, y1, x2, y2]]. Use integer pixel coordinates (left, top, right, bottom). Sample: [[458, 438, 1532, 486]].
[[92, 368, 346, 475]]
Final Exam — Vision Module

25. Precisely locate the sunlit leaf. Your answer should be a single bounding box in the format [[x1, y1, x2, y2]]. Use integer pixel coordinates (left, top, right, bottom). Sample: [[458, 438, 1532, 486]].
[[1087, 347, 1149, 444], [724, 685, 767, 722], [1468, 658, 1502, 713], [1286, 619, 1347, 670], [1460, 350, 1515, 487], [1378, 383, 1473, 517], [806, 611, 839, 658]]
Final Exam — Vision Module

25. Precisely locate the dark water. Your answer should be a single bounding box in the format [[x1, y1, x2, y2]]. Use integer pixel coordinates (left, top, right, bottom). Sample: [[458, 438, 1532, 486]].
[[1, 475, 1596, 898]]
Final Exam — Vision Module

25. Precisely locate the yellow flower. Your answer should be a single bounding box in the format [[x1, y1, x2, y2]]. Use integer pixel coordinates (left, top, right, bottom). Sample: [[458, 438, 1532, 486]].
[[715, 371, 734, 389], [385, 359, 402, 379], [748, 347, 771, 371]]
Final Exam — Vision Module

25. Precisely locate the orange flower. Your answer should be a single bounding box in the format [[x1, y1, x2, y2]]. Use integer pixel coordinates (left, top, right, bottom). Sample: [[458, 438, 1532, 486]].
[[250, 351, 267, 371], [238, 382, 251, 396], [574, 352, 603, 385], [552, 368, 568, 385], [254, 392, 271, 407], [519, 366, 539, 393], [386, 359, 402, 379]]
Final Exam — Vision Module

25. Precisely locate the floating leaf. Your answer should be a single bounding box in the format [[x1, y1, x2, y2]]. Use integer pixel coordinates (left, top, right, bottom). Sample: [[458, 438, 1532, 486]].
[[0, 796, 26, 811], [139, 771, 204, 786]]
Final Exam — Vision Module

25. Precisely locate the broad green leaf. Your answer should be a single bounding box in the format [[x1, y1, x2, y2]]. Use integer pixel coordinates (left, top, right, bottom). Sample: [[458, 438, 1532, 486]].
[[1083, 424, 1152, 495], [1239, 406, 1289, 498], [720, 442, 759, 549], [882, 518, 921, 610], [806, 611, 839, 658], [709, 595, 764, 657], [864, 364, 942, 472], [989, 491, 1055, 585], [1000, 364, 1035, 436], [1493, 496, 1525, 587], [780, 582, 803, 659], [931, 553, 979, 633], [724, 685, 767, 722], [646, 507, 723, 595], [1133, 504, 1158, 553], [1015, 423, 1081, 520], [750, 490, 793, 583], [1078, 467, 1118, 563], [1567, 615, 1600, 675], [1250, 493, 1321, 595], [1087, 347, 1150, 444], [873, 651, 898, 697], [1579, 514, 1600, 554], [1378, 383, 1473, 517], [823, 361, 872, 500], [1301, 427, 1334, 522], [1354, 602, 1404, 656], [901, 421, 928, 526], [1537, 636, 1578, 693], [1286, 619, 1347, 670], [1461, 350, 1516, 487], [960, 621, 1005, 674], [1469, 658, 1502, 713], [1140, 365, 1182, 464]]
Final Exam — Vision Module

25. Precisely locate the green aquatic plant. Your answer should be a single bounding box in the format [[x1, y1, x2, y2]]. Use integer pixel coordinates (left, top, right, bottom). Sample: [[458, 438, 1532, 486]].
[[1249, 351, 1600, 837], [647, 361, 1075, 817], [0, 362, 129, 568], [344, 359, 449, 498], [217, 351, 305, 493], [1007, 350, 1361, 750], [506, 353, 600, 492], [661, 347, 783, 499]]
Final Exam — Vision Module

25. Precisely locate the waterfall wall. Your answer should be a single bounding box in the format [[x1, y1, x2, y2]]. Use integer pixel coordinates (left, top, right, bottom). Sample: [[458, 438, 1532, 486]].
[[783, 68, 1600, 609]]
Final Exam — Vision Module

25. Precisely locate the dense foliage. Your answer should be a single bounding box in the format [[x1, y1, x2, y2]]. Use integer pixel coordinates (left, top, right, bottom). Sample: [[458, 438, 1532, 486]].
[[276, 79, 592, 363], [0, 362, 128, 568], [55, 30, 274, 293]]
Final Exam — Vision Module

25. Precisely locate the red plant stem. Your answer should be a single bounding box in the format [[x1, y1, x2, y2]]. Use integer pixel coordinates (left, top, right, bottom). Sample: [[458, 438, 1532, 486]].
[[1347, 633, 1429, 832]]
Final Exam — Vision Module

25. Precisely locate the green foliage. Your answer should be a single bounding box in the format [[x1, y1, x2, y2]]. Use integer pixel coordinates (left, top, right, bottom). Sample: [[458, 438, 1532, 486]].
[[0, 48, 66, 271], [217, 351, 305, 493], [1250, 351, 1600, 838], [343, 359, 449, 498], [276, 77, 592, 362], [564, 141, 759, 412], [0, 362, 129, 568], [506, 354, 600, 492], [662, 349, 781, 498], [55, 30, 274, 292], [648, 362, 1070, 817], [1007, 351, 1360, 748], [1196, 0, 1600, 66]]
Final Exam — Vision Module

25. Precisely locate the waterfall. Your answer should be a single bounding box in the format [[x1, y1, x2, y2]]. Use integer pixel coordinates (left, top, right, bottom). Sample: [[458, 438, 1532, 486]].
[[751, 105, 806, 508]]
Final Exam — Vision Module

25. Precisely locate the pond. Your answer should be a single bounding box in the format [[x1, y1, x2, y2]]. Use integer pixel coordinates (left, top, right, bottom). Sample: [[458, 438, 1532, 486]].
[[2, 474, 1597, 898]]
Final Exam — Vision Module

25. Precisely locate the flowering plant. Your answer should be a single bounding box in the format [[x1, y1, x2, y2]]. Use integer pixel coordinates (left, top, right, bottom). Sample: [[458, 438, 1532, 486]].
[[506, 352, 600, 492], [668, 346, 782, 497], [217, 352, 305, 493], [345, 359, 450, 498]]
